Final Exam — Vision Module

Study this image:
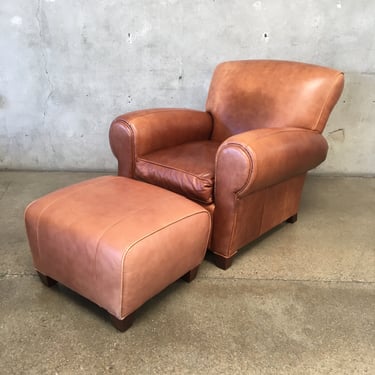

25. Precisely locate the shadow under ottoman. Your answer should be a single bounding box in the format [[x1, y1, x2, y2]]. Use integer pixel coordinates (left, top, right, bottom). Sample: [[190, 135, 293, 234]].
[[24, 176, 211, 331]]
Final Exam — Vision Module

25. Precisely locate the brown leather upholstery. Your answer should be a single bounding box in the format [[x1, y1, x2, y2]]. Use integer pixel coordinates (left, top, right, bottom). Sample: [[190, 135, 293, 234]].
[[136, 141, 220, 204], [109, 60, 344, 269], [25, 176, 211, 325], [109, 109, 213, 177], [207, 60, 344, 140]]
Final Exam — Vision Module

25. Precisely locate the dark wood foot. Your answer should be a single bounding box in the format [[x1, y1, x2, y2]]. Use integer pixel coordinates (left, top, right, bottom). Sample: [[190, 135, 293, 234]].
[[286, 213, 298, 223], [214, 254, 234, 270], [109, 312, 135, 332], [37, 271, 57, 287], [181, 266, 199, 283]]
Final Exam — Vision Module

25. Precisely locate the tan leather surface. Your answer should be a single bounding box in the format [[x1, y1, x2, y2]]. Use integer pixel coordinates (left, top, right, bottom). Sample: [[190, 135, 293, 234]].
[[206, 60, 344, 141], [136, 141, 220, 204], [25, 176, 211, 319], [259, 175, 305, 235], [109, 109, 213, 177], [215, 127, 328, 197], [108, 60, 344, 262], [211, 187, 264, 258], [211, 175, 306, 257], [211, 126, 325, 258]]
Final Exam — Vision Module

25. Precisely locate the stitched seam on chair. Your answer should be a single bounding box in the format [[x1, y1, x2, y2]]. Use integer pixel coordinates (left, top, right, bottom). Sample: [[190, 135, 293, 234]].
[[231, 145, 253, 253], [312, 73, 343, 132], [223, 128, 315, 196], [237, 145, 255, 196], [258, 187, 267, 237], [226, 198, 239, 256], [116, 119, 136, 175], [119, 210, 211, 318], [214, 143, 253, 255], [218, 144, 255, 196], [211, 249, 239, 258], [34, 177, 114, 266]]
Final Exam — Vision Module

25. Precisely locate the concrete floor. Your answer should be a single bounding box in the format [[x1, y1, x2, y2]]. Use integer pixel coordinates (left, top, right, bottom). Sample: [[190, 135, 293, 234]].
[[0, 171, 374, 374]]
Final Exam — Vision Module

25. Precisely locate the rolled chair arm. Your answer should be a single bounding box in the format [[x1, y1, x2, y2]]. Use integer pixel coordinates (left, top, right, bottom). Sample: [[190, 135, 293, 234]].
[[215, 127, 328, 198], [109, 108, 213, 177]]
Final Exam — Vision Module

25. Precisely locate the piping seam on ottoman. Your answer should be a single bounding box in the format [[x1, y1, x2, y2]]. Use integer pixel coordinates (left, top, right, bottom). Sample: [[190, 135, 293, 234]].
[[119, 210, 211, 319], [31, 177, 113, 260]]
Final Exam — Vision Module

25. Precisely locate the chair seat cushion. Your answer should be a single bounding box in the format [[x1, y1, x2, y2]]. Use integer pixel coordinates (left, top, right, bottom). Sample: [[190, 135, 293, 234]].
[[135, 141, 220, 204]]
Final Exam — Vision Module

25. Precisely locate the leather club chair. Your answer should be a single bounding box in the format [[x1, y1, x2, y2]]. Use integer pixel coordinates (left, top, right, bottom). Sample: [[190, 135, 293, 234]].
[[109, 60, 344, 269]]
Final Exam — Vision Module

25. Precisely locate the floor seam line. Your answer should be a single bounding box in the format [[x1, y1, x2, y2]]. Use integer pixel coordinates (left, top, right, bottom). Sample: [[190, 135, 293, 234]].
[[198, 276, 375, 284], [0, 272, 38, 279]]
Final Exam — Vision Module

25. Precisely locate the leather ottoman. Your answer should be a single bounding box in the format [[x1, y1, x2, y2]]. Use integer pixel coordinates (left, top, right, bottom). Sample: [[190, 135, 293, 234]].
[[24, 176, 211, 331]]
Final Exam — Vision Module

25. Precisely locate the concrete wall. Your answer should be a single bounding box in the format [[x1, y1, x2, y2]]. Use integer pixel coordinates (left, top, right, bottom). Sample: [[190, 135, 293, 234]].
[[1, 0, 374, 174]]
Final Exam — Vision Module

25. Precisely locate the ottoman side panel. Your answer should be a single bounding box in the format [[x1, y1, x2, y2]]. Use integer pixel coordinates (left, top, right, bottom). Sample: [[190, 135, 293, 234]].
[[24, 177, 126, 308], [25, 175, 211, 324], [120, 211, 211, 319]]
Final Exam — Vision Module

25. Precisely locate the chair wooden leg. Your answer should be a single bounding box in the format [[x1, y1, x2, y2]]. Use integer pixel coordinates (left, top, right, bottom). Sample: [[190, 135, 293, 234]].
[[214, 254, 234, 270], [181, 266, 199, 283], [37, 271, 57, 287], [109, 312, 135, 332], [286, 213, 298, 223]]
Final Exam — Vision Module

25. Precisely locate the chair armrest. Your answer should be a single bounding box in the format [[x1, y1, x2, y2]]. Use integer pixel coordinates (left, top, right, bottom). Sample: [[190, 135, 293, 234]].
[[109, 108, 213, 177], [215, 127, 328, 197]]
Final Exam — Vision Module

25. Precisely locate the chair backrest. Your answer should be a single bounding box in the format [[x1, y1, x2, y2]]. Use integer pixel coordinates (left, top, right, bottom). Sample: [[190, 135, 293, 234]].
[[206, 60, 344, 142]]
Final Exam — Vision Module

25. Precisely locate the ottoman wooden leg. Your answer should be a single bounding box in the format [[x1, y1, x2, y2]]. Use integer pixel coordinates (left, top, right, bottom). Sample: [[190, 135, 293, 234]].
[[214, 254, 234, 270], [181, 266, 199, 283], [286, 213, 298, 223], [109, 312, 135, 332], [37, 271, 57, 287]]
